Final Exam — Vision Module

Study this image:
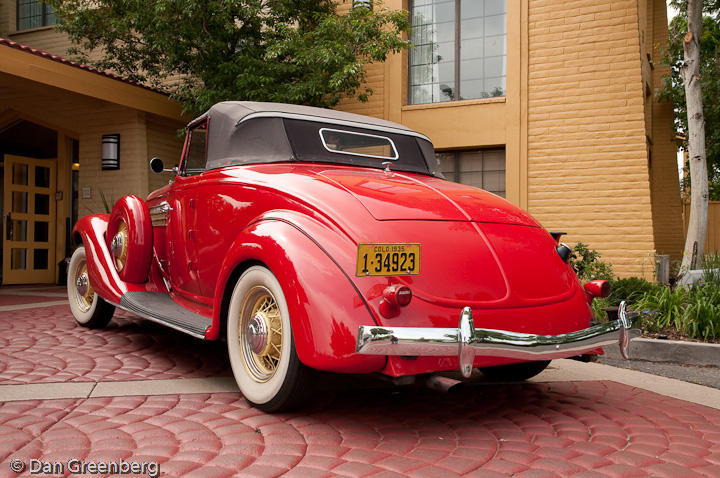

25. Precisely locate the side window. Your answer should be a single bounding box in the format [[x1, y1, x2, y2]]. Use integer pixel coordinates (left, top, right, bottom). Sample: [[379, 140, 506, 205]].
[[182, 119, 208, 176]]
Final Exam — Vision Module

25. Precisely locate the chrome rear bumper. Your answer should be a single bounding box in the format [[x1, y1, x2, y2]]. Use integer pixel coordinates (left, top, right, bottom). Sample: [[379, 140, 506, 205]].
[[356, 301, 639, 378]]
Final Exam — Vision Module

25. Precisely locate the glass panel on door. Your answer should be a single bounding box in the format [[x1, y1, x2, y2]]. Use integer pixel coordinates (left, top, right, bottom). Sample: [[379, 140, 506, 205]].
[[11, 248, 27, 270], [34, 221, 49, 242], [35, 166, 51, 188], [12, 164, 28, 185], [7, 220, 28, 241], [12, 192, 28, 213], [35, 194, 50, 215], [34, 249, 49, 270]]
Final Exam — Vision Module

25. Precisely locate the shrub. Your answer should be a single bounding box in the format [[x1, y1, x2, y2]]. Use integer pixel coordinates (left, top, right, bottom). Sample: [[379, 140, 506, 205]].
[[701, 253, 720, 285], [590, 296, 611, 323], [634, 286, 688, 331], [607, 277, 659, 307], [570, 242, 614, 282], [680, 285, 720, 340]]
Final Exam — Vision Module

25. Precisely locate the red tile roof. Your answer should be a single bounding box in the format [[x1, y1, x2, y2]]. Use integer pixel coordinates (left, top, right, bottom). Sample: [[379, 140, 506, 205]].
[[0, 37, 169, 96]]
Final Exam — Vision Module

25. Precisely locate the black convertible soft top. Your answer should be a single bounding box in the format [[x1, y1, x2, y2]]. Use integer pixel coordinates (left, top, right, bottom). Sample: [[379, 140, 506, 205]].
[[194, 102, 442, 177]]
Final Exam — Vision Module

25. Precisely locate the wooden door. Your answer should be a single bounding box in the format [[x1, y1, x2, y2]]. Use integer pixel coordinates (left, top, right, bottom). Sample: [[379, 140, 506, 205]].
[[3, 155, 57, 284]]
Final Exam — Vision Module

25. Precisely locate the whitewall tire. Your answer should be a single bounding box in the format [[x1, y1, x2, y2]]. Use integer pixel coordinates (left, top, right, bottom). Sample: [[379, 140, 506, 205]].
[[67, 246, 115, 328], [227, 266, 309, 412]]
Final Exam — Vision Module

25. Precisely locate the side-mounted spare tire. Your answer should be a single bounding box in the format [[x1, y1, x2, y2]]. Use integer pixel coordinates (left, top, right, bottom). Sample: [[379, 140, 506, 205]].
[[106, 195, 153, 283]]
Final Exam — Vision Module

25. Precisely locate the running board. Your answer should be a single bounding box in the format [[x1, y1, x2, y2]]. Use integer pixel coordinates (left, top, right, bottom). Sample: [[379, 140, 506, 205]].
[[119, 291, 211, 339]]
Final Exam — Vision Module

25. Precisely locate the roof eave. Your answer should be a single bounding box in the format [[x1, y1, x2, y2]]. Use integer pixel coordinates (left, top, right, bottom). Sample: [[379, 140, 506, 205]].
[[0, 38, 187, 121]]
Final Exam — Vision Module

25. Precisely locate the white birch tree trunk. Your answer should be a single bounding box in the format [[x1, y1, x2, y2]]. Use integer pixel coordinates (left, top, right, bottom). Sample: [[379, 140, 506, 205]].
[[680, 0, 709, 274]]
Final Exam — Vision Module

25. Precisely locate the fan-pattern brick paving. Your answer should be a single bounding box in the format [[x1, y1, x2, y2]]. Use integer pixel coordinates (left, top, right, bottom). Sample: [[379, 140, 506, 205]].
[[0, 289, 230, 385], [1, 287, 719, 477]]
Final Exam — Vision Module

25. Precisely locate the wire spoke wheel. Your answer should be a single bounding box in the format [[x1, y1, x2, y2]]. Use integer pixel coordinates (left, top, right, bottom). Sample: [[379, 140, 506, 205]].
[[240, 287, 284, 382], [111, 221, 129, 271], [227, 266, 311, 412], [66, 246, 115, 329], [72, 260, 95, 313]]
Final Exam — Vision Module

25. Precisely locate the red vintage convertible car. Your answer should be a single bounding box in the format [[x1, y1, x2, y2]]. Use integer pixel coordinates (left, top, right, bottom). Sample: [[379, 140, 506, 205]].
[[68, 102, 636, 411]]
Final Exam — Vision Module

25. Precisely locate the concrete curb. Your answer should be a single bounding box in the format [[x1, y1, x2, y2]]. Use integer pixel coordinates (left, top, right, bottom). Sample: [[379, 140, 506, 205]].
[[603, 337, 720, 367]]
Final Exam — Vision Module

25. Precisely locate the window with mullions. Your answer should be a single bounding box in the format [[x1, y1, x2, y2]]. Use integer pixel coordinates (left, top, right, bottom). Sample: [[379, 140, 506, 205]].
[[17, 0, 57, 31], [409, 0, 506, 104], [437, 148, 505, 197]]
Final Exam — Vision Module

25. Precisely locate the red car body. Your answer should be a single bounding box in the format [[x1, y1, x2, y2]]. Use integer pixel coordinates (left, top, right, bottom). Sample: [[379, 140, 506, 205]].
[[69, 102, 634, 411]]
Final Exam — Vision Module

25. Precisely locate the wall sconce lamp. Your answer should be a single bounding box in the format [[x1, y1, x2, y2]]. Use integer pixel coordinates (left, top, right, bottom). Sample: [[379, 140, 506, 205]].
[[102, 134, 120, 170]]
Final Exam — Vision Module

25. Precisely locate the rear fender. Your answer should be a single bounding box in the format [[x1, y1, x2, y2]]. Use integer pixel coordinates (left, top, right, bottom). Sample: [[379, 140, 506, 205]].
[[72, 215, 126, 304], [210, 216, 385, 374]]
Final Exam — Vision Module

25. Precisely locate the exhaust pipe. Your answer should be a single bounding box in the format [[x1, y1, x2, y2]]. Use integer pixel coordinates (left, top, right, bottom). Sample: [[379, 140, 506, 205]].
[[424, 375, 464, 394]]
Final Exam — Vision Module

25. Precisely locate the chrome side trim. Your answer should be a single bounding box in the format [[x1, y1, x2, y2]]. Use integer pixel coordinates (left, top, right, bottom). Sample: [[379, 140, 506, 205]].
[[149, 201, 171, 227], [356, 301, 640, 378]]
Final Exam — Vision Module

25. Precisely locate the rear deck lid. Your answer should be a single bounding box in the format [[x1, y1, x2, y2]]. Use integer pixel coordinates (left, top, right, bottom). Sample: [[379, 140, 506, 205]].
[[317, 168, 540, 226]]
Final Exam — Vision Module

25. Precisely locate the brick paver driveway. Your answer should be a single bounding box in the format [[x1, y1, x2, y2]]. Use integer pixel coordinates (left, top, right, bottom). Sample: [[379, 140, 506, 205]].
[[1, 286, 719, 477]]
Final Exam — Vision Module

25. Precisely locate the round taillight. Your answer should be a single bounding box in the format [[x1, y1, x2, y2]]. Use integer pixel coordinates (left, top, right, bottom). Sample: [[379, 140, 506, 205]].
[[379, 285, 413, 319], [383, 284, 412, 307], [583, 280, 610, 304]]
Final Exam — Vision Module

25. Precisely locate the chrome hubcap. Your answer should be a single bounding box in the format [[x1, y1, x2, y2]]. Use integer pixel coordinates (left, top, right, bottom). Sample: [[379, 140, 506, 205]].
[[75, 275, 88, 298], [72, 260, 94, 313], [239, 287, 283, 382], [112, 222, 128, 271], [247, 313, 269, 355], [111, 233, 124, 259]]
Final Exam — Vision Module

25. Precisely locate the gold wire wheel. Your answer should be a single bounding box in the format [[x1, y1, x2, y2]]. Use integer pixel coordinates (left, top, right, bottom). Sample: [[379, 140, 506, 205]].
[[111, 221, 129, 271], [239, 286, 283, 382], [73, 260, 95, 313]]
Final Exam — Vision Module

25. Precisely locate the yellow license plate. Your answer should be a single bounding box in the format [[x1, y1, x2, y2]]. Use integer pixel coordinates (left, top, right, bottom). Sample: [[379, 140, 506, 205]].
[[356, 243, 421, 276]]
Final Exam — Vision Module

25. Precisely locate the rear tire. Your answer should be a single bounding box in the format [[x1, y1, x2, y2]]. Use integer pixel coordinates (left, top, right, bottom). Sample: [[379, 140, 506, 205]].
[[67, 246, 115, 329], [480, 360, 551, 381], [226, 266, 310, 412]]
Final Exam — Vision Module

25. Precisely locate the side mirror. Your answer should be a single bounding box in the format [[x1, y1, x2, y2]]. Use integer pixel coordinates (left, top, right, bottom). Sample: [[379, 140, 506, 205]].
[[150, 157, 164, 173], [150, 157, 177, 175]]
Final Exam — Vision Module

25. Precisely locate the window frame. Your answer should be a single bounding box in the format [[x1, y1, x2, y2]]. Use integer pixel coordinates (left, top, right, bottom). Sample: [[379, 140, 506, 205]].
[[438, 148, 506, 198], [318, 127, 399, 161], [16, 0, 56, 31], [180, 116, 209, 177], [407, 0, 507, 105]]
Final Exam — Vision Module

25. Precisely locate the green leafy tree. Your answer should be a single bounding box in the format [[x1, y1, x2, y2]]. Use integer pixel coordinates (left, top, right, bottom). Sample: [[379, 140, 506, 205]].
[[48, 0, 409, 114], [660, 0, 720, 200]]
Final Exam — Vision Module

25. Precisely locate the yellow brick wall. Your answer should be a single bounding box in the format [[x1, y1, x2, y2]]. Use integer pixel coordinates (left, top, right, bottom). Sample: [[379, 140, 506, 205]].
[[332, 0, 386, 119], [526, 0, 656, 278], [0, 0, 13, 36], [0, 0, 73, 54], [646, 0, 684, 261], [76, 109, 149, 215], [8, 28, 74, 55], [146, 114, 185, 194]]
